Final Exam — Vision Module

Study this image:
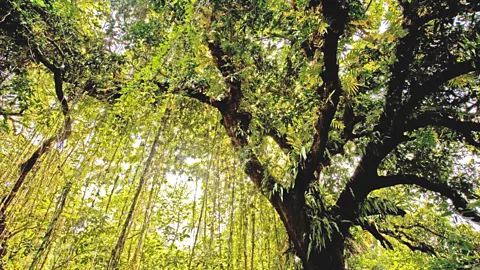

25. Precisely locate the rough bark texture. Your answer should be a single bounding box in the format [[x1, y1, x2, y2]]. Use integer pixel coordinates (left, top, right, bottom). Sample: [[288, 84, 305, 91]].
[[305, 240, 345, 270]]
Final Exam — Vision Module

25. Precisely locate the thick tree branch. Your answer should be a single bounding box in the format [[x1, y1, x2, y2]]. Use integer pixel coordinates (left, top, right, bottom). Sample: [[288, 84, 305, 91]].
[[342, 106, 365, 141], [383, 0, 476, 131], [32, 48, 69, 116], [334, 2, 478, 229], [206, 40, 235, 84], [204, 35, 298, 241], [463, 134, 480, 148], [406, 112, 480, 133], [361, 221, 393, 250], [296, 0, 348, 191], [360, 221, 439, 255], [371, 175, 480, 224], [416, 0, 480, 25], [382, 6, 424, 123], [406, 112, 480, 147], [206, 39, 242, 110], [401, 60, 477, 114], [1, 52, 71, 216], [395, 223, 447, 240], [334, 133, 413, 224], [379, 228, 437, 255], [203, 32, 310, 256]]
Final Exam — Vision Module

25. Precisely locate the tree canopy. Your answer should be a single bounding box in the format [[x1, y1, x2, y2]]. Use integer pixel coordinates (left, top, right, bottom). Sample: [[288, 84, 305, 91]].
[[1, 0, 480, 269]]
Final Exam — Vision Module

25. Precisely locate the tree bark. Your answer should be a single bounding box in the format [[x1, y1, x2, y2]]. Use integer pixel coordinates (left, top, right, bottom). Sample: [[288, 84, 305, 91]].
[[304, 245, 346, 270], [273, 192, 347, 270], [293, 225, 346, 270]]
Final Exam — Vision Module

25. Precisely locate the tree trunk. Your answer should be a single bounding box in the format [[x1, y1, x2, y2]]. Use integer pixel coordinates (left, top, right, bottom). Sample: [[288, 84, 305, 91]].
[[273, 192, 347, 270], [302, 238, 346, 270]]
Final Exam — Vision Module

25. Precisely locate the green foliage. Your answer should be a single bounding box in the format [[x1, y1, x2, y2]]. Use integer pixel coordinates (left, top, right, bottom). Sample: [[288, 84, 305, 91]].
[[1, 0, 480, 269]]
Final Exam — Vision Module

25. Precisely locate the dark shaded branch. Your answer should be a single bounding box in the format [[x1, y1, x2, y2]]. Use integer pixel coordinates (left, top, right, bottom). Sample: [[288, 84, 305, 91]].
[[361, 221, 393, 250], [333, 134, 413, 227], [464, 134, 480, 148], [353, 197, 409, 250], [380, 228, 437, 255], [401, 61, 477, 114], [206, 40, 236, 84], [398, 239, 436, 255], [406, 112, 480, 133], [32, 48, 59, 73], [333, 6, 477, 228], [415, 0, 480, 25], [359, 220, 438, 255], [343, 105, 365, 140], [84, 79, 218, 108], [406, 112, 480, 147], [0, 49, 71, 237], [203, 35, 294, 244], [267, 129, 293, 152], [382, 4, 424, 122], [32, 48, 69, 115], [296, 0, 348, 191], [395, 223, 447, 240], [46, 37, 65, 57], [383, 1, 476, 130], [323, 108, 367, 164], [0, 120, 70, 214], [422, 60, 476, 89], [204, 37, 280, 191], [206, 39, 242, 110], [152, 81, 218, 108], [0, 51, 72, 266], [371, 175, 480, 224], [203, 33, 306, 256]]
